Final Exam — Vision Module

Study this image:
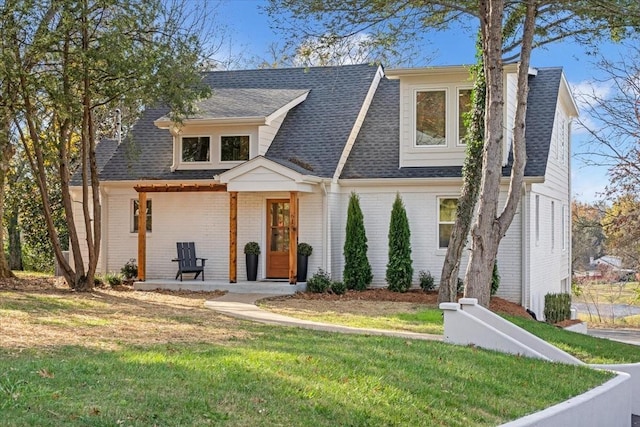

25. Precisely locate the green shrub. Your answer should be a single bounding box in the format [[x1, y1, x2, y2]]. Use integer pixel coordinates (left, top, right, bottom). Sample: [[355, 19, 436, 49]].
[[343, 192, 372, 291], [330, 280, 347, 295], [419, 270, 435, 292], [105, 272, 123, 287], [491, 261, 500, 296], [244, 242, 261, 255], [120, 259, 138, 279], [457, 278, 465, 294], [297, 243, 313, 256], [307, 269, 332, 293], [544, 293, 572, 324], [386, 193, 413, 293]]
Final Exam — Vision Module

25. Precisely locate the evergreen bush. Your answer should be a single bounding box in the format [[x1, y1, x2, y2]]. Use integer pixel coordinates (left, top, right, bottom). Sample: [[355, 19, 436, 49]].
[[330, 280, 347, 295], [419, 270, 435, 292], [386, 194, 413, 293], [343, 192, 372, 291], [121, 259, 138, 279], [306, 269, 332, 293], [105, 272, 123, 287], [457, 278, 465, 294], [491, 261, 500, 296], [544, 293, 572, 324]]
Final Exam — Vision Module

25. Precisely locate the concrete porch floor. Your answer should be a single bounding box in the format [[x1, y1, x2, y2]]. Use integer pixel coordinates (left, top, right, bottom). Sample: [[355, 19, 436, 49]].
[[133, 278, 306, 295]]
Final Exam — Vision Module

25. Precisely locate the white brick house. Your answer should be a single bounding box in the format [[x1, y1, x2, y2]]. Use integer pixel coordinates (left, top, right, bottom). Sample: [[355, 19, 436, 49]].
[[71, 63, 577, 317]]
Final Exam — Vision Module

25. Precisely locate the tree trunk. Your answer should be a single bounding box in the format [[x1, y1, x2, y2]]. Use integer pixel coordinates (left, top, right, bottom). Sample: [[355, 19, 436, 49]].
[[463, 0, 505, 307], [7, 206, 22, 271], [438, 41, 486, 303], [464, 0, 536, 307], [0, 98, 16, 278]]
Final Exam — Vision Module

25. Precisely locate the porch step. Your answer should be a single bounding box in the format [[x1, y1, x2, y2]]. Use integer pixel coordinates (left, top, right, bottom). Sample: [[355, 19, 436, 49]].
[[133, 279, 306, 295]]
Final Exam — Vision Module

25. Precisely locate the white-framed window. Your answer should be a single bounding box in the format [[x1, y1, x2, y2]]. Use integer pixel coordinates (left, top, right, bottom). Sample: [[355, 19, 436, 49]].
[[220, 135, 250, 162], [415, 89, 447, 146], [457, 88, 473, 145], [535, 195, 540, 245], [551, 201, 555, 250], [438, 197, 458, 249], [132, 199, 152, 233], [181, 136, 211, 162]]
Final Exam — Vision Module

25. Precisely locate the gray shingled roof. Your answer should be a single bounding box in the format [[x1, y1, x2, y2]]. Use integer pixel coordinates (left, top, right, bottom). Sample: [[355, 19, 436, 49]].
[[95, 64, 379, 181], [155, 88, 309, 122], [92, 64, 561, 183], [340, 67, 563, 179]]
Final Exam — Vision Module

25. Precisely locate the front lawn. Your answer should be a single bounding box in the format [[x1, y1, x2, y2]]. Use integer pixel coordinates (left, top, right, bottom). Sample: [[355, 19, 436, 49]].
[[506, 315, 640, 364], [0, 283, 613, 426], [0, 331, 611, 427]]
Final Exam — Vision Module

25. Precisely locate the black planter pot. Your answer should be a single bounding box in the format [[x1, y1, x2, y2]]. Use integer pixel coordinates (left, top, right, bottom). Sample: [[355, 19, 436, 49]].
[[297, 254, 309, 282], [246, 254, 258, 281]]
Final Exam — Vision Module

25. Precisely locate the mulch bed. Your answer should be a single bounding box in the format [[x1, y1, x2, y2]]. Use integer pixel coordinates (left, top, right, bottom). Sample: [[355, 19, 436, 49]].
[[282, 288, 533, 319]]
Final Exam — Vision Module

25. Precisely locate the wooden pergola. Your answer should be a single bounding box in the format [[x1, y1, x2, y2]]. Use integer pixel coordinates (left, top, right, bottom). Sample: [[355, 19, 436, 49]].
[[133, 183, 298, 284]]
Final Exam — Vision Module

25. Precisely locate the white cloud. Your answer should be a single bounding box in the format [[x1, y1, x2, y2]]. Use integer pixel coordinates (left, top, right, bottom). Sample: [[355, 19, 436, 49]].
[[570, 80, 613, 113]]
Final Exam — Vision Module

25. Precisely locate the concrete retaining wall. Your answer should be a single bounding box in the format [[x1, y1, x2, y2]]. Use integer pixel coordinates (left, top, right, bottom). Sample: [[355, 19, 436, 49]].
[[499, 372, 631, 427]]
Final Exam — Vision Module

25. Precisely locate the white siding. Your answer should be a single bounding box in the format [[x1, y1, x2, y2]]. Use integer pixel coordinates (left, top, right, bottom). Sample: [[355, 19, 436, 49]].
[[504, 72, 518, 165], [329, 184, 522, 302], [258, 113, 286, 156], [526, 104, 572, 318]]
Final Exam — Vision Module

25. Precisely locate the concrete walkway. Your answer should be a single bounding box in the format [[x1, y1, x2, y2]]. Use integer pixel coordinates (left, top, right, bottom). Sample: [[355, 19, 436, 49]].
[[588, 328, 640, 346], [204, 293, 443, 342]]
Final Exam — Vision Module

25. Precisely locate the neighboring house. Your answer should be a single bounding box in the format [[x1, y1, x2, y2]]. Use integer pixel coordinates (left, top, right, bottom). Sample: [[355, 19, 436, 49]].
[[70, 63, 577, 316]]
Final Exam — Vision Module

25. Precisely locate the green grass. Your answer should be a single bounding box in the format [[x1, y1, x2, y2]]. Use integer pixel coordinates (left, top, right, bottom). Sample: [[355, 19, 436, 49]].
[[0, 328, 611, 427], [266, 308, 444, 334], [505, 315, 640, 364], [12, 270, 54, 279]]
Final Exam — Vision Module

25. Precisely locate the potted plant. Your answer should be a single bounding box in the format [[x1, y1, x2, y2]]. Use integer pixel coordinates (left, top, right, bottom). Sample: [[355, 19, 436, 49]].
[[244, 242, 260, 281], [297, 242, 313, 282]]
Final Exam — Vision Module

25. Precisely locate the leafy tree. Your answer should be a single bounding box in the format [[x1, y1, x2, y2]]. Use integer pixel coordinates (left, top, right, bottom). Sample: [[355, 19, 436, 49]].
[[572, 201, 606, 271], [603, 195, 640, 270], [0, 0, 211, 289], [267, 0, 640, 306], [386, 193, 413, 292], [343, 192, 372, 290], [576, 40, 640, 201]]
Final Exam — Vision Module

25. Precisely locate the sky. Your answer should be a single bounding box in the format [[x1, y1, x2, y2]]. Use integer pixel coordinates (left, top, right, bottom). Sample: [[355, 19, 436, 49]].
[[213, 0, 630, 203]]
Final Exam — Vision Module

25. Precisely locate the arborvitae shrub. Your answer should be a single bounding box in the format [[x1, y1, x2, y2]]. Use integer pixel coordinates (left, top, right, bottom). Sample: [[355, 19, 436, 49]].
[[491, 261, 500, 296], [330, 280, 347, 295], [386, 194, 413, 292], [343, 192, 372, 291], [544, 293, 572, 324]]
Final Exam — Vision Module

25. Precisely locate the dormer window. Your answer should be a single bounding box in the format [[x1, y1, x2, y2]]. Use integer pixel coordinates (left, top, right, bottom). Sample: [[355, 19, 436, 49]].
[[415, 89, 446, 146], [221, 135, 250, 162], [182, 136, 211, 162]]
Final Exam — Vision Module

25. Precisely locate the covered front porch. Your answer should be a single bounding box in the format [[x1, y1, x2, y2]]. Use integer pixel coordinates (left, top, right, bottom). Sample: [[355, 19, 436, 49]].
[[133, 156, 323, 286], [134, 278, 307, 295]]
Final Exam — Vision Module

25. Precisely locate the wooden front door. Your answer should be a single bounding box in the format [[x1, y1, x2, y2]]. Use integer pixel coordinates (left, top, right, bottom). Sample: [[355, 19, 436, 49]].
[[266, 199, 290, 278]]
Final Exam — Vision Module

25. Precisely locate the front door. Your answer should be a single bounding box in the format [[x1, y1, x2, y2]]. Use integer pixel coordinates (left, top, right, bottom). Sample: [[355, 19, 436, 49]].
[[266, 199, 290, 278]]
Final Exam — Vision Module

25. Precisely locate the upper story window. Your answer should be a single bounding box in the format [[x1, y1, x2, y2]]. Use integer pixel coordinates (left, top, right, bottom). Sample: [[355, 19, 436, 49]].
[[438, 197, 458, 248], [221, 135, 250, 162], [182, 136, 210, 162], [416, 89, 446, 146], [458, 89, 473, 144], [414, 87, 473, 148]]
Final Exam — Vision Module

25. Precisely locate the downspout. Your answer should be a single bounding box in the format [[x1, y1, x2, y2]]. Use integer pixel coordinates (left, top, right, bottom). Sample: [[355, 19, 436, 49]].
[[100, 186, 108, 274], [321, 181, 331, 275], [567, 121, 573, 286], [521, 187, 529, 308]]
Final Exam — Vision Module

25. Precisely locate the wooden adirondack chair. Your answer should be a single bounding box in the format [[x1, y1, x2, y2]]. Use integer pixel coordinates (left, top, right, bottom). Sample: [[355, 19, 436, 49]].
[[174, 242, 206, 281]]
